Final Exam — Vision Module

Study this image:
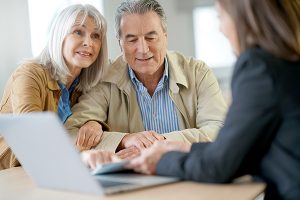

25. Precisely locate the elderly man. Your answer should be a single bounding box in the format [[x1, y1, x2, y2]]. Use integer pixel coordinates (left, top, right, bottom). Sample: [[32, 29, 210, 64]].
[[65, 0, 227, 154]]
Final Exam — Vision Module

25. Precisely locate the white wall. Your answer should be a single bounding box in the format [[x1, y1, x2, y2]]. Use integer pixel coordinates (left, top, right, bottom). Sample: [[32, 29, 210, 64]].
[[0, 1, 32, 96]]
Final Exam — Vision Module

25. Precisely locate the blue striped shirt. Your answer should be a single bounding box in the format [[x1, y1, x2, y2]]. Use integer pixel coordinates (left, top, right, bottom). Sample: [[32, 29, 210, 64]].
[[57, 78, 78, 123], [128, 58, 179, 134]]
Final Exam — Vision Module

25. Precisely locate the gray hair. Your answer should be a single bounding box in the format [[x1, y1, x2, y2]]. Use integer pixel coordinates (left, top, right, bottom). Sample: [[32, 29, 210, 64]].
[[28, 4, 108, 93], [115, 0, 167, 38]]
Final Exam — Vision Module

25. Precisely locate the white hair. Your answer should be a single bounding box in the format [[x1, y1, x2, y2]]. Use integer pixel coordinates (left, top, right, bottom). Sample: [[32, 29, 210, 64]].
[[27, 4, 108, 92]]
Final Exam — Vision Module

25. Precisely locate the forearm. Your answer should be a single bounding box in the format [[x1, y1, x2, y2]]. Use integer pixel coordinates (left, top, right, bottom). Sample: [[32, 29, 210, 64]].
[[163, 123, 223, 143], [0, 137, 20, 170], [93, 131, 128, 152], [156, 142, 227, 183]]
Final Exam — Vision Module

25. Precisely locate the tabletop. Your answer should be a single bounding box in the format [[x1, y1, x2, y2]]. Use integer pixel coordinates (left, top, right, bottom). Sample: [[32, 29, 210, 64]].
[[0, 167, 266, 200]]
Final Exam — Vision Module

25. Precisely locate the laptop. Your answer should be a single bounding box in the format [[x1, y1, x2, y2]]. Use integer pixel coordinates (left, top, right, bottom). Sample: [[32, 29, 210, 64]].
[[0, 112, 179, 196]]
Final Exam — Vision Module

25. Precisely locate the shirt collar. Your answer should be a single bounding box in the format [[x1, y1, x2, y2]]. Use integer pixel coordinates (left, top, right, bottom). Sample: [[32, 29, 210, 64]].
[[58, 77, 79, 92]]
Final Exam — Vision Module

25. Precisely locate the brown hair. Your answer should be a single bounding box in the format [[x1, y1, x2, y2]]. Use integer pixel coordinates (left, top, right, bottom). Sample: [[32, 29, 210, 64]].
[[217, 0, 300, 61]]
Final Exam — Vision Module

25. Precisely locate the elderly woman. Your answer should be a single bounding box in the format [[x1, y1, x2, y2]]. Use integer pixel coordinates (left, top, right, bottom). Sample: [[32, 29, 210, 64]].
[[0, 4, 108, 170]]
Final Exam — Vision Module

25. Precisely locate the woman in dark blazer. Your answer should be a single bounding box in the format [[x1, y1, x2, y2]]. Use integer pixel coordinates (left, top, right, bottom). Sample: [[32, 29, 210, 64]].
[[129, 0, 300, 199]]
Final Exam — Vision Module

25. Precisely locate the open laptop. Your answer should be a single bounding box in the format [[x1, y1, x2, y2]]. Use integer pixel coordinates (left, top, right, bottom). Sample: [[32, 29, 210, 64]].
[[0, 112, 179, 196]]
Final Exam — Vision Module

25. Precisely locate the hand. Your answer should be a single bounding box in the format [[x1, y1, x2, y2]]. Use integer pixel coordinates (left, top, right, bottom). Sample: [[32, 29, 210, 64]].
[[116, 146, 140, 160], [80, 149, 117, 170], [118, 131, 165, 150], [127, 141, 171, 175], [76, 121, 103, 151]]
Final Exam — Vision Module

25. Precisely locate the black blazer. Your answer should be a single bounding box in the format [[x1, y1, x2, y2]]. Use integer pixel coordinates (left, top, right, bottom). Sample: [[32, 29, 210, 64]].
[[156, 48, 300, 200]]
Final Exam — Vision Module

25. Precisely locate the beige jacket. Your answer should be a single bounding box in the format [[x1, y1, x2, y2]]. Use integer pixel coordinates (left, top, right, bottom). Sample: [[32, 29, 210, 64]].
[[0, 63, 81, 170], [65, 51, 227, 152]]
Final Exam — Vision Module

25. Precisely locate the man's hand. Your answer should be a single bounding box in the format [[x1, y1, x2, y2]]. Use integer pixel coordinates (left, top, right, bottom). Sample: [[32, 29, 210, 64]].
[[116, 146, 140, 160], [76, 121, 103, 151], [80, 149, 117, 170], [118, 131, 165, 150]]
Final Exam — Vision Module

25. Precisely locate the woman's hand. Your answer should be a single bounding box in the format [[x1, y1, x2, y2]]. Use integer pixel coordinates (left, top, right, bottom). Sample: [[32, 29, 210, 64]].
[[76, 121, 103, 151], [128, 140, 191, 175]]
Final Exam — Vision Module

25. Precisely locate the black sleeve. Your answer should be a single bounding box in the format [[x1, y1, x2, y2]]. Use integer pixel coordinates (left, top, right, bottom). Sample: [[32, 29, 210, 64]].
[[156, 51, 280, 183]]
